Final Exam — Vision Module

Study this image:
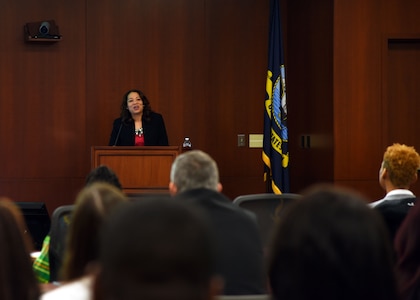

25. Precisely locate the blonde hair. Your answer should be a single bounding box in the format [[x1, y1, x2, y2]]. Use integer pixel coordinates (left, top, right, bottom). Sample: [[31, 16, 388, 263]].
[[382, 143, 420, 188]]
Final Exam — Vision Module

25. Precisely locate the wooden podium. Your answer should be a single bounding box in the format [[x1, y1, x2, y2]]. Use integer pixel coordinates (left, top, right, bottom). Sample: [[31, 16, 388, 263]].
[[91, 146, 180, 195]]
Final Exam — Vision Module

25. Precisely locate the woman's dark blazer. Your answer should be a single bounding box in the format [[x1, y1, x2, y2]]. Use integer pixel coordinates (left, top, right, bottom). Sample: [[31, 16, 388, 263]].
[[108, 112, 169, 146]]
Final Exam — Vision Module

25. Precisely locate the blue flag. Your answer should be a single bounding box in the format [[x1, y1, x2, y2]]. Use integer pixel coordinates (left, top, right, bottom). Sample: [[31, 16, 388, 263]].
[[262, 0, 289, 194]]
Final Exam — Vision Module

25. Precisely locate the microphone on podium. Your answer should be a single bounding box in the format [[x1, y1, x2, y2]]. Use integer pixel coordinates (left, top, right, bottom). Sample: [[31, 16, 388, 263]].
[[113, 123, 123, 146]]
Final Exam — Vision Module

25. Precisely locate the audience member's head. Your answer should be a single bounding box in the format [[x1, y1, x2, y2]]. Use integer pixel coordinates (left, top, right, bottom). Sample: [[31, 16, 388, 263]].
[[60, 182, 127, 281], [379, 143, 420, 191], [85, 165, 122, 190], [394, 200, 420, 300], [94, 197, 220, 300], [169, 150, 222, 195], [268, 184, 397, 300], [0, 198, 40, 300]]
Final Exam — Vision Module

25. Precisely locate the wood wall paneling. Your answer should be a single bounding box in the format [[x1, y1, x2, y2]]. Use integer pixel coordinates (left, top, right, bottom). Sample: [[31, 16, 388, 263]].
[[286, 0, 334, 194], [382, 37, 420, 198], [291, 0, 420, 201], [86, 0, 209, 148], [4, 0, 420, 213], [0, 0, 272, 215], [204, 0, 268, 197], [88, 0, 270, 205], [286, 0, 420, 201], [333, 0, 383, 187], [0, 0, 87, 214], [333, 0, 420, 200]]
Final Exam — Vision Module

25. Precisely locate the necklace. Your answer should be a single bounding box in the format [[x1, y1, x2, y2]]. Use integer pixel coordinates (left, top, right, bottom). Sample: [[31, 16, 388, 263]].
[[135, 128, 143, 136]]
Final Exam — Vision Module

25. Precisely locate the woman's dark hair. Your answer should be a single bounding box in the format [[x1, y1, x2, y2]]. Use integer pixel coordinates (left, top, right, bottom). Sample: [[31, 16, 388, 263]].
[[120, 89, 152, 123], [0, 199, 40, 300], [60, 183, 127, 281], [268, 184, 397, 300], [96, 198, 216, 300], [85, 165, 122, 190]]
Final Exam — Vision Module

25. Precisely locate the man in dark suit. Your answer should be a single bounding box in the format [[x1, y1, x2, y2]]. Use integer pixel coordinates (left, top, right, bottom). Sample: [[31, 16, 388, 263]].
[[169, 150, 266, 295], [370, 143, 420, 243]]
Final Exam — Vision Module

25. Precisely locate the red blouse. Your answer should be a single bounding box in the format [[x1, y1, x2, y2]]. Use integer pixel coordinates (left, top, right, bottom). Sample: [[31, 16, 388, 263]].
[[135, 133, 145, 146]]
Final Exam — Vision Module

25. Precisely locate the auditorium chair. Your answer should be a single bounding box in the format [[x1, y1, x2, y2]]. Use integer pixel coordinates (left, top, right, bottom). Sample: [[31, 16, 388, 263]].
[[217, 294, 271, 300], [49, 205, 74, 282], [16, 202, 50, 251], [233, 193, 302, 252]]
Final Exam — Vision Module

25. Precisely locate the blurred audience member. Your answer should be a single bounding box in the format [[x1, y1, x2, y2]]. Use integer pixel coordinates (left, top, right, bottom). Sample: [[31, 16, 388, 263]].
[[33, 165, 123, 283], [41, 182, 127, 300], [84, 165, 122, 190], [370, 143, 420, 243], [93, 197, 222, 300], [395, 197, 420, 300], [169, 150, 266, 295], [0, 198, 40, 300], [268, 184, 398, 300]]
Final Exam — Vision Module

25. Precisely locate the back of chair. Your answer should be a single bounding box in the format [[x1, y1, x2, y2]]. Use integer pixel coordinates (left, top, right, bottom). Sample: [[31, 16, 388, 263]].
[[49, 205, 74, 282], [217, 294, 271, 300], [16, 202, 50, 251], [233, 193, 301, 252]]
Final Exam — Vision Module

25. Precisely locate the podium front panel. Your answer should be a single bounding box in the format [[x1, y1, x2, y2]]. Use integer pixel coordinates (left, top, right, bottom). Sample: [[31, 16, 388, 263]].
[[91, 146, 180, 195]]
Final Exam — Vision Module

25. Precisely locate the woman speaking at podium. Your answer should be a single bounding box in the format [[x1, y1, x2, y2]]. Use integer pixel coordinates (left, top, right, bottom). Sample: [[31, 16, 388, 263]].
[[108, 89, 169, 146]]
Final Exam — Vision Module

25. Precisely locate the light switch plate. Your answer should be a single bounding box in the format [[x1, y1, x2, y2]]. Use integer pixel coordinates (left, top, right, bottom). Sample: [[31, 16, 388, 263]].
[[238, 134, 246, 147]]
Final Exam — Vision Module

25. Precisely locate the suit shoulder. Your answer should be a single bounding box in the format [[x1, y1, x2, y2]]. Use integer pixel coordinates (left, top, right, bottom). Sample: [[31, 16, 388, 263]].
[[375, 198, 415, 216]]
